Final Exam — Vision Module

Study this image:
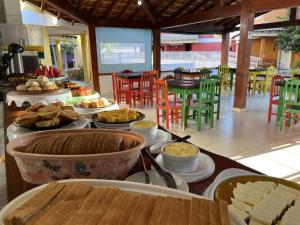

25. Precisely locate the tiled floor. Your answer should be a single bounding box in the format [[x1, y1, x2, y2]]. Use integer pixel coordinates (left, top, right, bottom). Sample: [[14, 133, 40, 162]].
[[0, 91, 299, 207], [137, 91, 300, 182]]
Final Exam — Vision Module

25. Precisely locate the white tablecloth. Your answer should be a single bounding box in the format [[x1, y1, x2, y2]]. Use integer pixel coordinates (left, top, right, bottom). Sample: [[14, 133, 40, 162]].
[[6, 89, 72, 107], [7, 117, 90, 141]]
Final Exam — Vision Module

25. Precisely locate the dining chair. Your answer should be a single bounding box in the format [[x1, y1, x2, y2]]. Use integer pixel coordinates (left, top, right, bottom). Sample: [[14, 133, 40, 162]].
[[218, 65, 230, 90], [112, 72, 130, 105], [208, 75, 221, 120], [155, 79, 182, 129], [254, 66, 276, 95], [187, 79, 216, 131], [268, 75, 284, 123], [164, 75, 176, 81], [199, 67, 211, 79], [278, 79, 300, 131], [140, 71, 154, 107], [291, 68, 300, 79]]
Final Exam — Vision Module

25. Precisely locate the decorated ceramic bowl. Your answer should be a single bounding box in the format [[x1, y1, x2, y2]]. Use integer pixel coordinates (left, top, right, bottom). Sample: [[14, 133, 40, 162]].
[[6, 129, 145, 184]]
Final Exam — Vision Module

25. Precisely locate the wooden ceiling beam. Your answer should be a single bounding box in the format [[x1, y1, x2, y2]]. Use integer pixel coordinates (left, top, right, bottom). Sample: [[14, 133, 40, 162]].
[[92, 1, 103, 16], [171, 0, 196, 18], [117, 0, 135, 19], [159, 2, 241, 28], [253, 19, 300, 30], [186, 0, 213, 15], [103, 0, 119, 18], [44, 0, 90, 24], [251, 0, 300, 13], [40, 0, 45, 12], [94, 18, 155, 29], [142, 0, 156, 24], [156, 1, 175, 18]]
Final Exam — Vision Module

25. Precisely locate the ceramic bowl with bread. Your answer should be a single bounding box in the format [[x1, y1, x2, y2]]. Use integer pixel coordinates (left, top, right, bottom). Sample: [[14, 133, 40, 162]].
[[6, 129, 145, 184], [161, 143, 200, 173]]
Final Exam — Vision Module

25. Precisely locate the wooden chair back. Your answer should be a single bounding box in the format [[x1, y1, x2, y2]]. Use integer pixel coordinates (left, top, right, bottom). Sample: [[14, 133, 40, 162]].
[[270, 75, 284, 98], [283, 79, 300, 105], [141, 71, 154, 91], [198, 79, 216, 106], [218, 65, 230, 82], [156, 79, 169, 107]]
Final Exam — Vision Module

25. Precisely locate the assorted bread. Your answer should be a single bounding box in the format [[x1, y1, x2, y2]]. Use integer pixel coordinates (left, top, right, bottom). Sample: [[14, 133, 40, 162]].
[[228, 181, 300, 225], [20, 132, 139, 155], [97, 108, 139, 123], [14, 103, 79, 128], [3, 182, 231, 225], [75, 98, 113, 108], [16, 76, 58, 92]]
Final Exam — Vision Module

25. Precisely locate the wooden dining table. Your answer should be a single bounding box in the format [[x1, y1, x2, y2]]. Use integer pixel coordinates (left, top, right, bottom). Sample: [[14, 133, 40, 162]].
[[117, 72, 143, 107], [3, 97, 260, 202]]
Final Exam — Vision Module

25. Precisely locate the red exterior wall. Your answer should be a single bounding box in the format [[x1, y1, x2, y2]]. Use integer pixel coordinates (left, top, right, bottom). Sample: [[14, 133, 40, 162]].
[[191, 43, 221, 51]]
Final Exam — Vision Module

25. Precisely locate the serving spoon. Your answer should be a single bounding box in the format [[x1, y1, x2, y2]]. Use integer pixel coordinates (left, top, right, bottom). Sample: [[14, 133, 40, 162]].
[[149, 135, 191, 154]]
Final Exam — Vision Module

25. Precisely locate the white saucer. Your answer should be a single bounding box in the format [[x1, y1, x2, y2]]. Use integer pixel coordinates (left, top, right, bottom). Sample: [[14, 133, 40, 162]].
[[144, 130, 172, 147], [154, 153, 215, 183], [125, 170, 189, 192]]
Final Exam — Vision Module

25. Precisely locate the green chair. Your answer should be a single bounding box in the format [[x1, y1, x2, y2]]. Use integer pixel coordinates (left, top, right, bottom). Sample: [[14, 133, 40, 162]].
[[208, 75, 221, 120], [278, 79, 300, 131], [187, 79, 216, 131]]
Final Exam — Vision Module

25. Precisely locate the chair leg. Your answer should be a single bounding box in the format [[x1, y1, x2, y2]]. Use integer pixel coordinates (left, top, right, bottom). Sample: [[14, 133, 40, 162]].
[[217, 97, 221, 120], [156, 108, 160, 125], [268, 102, 272, 123], [210, 107, 214, 128], [165, 110, 169, 130], [198, 109, 202, 131]]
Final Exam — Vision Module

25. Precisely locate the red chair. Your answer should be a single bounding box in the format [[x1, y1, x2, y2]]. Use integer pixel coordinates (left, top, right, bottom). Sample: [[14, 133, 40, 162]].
[[155, 79, 182, 129], [268, 75, 284, 123], [112, 72, 130, 104]]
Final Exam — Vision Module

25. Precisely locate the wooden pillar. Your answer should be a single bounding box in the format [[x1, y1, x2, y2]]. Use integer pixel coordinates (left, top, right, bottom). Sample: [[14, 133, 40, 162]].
[[221, 33, 230, 65], [233, 0, 254, 109], [152, 28, 161, 77], [259, 37, 266, 63], [88, 23, 100, 93]]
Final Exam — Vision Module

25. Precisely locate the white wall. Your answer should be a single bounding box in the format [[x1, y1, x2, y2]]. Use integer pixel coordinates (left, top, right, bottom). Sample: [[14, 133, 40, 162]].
[[99, 76, 113, 98]]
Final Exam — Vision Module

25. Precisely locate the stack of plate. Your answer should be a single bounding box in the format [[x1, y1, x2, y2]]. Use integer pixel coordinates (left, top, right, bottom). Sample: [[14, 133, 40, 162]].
[[154, 153, 215, 183]]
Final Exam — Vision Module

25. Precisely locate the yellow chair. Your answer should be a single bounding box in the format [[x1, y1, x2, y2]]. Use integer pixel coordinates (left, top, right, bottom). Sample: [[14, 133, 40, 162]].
[[253, 66, 276, 95], [291, 68, 300, 79], [218, 65, 230, 90]]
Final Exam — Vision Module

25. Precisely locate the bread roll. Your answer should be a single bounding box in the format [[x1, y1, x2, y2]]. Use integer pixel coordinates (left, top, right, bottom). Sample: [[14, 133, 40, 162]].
[[37, 75, 49, 83], [16, 84, 28, 91], [26, 79, 40, 87], [28, 86, 42, 91]]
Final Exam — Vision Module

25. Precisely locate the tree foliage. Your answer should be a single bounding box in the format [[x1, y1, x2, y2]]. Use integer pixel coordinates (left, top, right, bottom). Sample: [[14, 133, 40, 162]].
[[276, 26, 300, 53]]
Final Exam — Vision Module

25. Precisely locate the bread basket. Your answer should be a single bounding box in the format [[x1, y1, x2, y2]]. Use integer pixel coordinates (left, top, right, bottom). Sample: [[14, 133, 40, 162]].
[[6, 129, 145, 184]]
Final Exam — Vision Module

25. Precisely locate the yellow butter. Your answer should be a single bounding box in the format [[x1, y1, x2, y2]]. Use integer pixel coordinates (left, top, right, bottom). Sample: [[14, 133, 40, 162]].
[[163, 143, 198, 157]]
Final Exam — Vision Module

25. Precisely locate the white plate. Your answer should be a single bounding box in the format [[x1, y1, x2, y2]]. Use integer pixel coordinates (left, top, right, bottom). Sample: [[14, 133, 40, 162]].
[[125, 170, 189, 192], [155, 153, 215, 183], [143, 129, 172, 147], [73, 104, 119, 116], [7, 117, 90, 141], [0, 179, 246, 225], [92, 121, 131, 130]]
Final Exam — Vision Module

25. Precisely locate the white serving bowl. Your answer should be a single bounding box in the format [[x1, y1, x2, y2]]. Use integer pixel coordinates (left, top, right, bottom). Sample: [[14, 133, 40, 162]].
[[130, 120, 158, 141], [161, 143, 199, 173]]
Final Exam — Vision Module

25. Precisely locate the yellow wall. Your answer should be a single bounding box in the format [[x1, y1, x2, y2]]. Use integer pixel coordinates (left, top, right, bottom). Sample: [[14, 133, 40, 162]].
[[251, 37, 278, 66], [291, 53, 300, 68], [40, 27, 52, 67]]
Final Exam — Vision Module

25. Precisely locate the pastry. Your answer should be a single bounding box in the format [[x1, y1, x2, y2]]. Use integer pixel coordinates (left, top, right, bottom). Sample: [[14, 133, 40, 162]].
[[25, 103, 45, 112], [60, 109, 79, 121], [91, 99, 100, 108], [38, 110, 60, 120], [97, 109, 138, 123], [26, 79, 40, 87], [16, 84, 28, 91], [81, 99, 90, 108], [35, 117, 60, 128], [28, 86, 42, 91], [14, 112, 40, 126], [37, 75, 49, 83]]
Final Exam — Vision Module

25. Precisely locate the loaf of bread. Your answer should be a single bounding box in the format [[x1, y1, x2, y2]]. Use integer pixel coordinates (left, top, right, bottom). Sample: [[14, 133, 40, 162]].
[[3, 182, 231, 225], [23, 133, 137, 155]]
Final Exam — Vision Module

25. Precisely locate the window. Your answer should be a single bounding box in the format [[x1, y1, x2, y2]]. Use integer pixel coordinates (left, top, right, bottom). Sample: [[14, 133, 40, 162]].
[[100, 43, 145, 64]]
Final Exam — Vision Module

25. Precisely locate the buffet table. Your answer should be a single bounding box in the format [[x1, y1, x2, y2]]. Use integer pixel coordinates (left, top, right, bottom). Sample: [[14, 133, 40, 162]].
[[3, 101, 260, 202]]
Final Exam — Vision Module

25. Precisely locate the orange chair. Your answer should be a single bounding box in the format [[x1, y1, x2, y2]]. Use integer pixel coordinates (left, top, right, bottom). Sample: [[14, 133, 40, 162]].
[[132, 71, 155, 108], [155, 79, 182, 129], [268, 75, 284, 123], [112, 72, 130, 104]]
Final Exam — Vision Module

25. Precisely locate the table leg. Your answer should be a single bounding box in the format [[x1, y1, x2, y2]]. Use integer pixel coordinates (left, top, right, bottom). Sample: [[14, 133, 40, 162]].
[[129, 81, 132, 107]]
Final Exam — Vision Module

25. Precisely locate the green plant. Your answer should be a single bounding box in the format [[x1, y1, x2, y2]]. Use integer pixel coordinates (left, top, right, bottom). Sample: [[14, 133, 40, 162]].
[[61, 42, 78, 55], [199, 67, 211, 75]]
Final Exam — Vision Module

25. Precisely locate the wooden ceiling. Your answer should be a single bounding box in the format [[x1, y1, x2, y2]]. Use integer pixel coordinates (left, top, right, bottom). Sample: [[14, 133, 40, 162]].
[[25, 0, 244, 34], [24, 0, 300, 34]]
